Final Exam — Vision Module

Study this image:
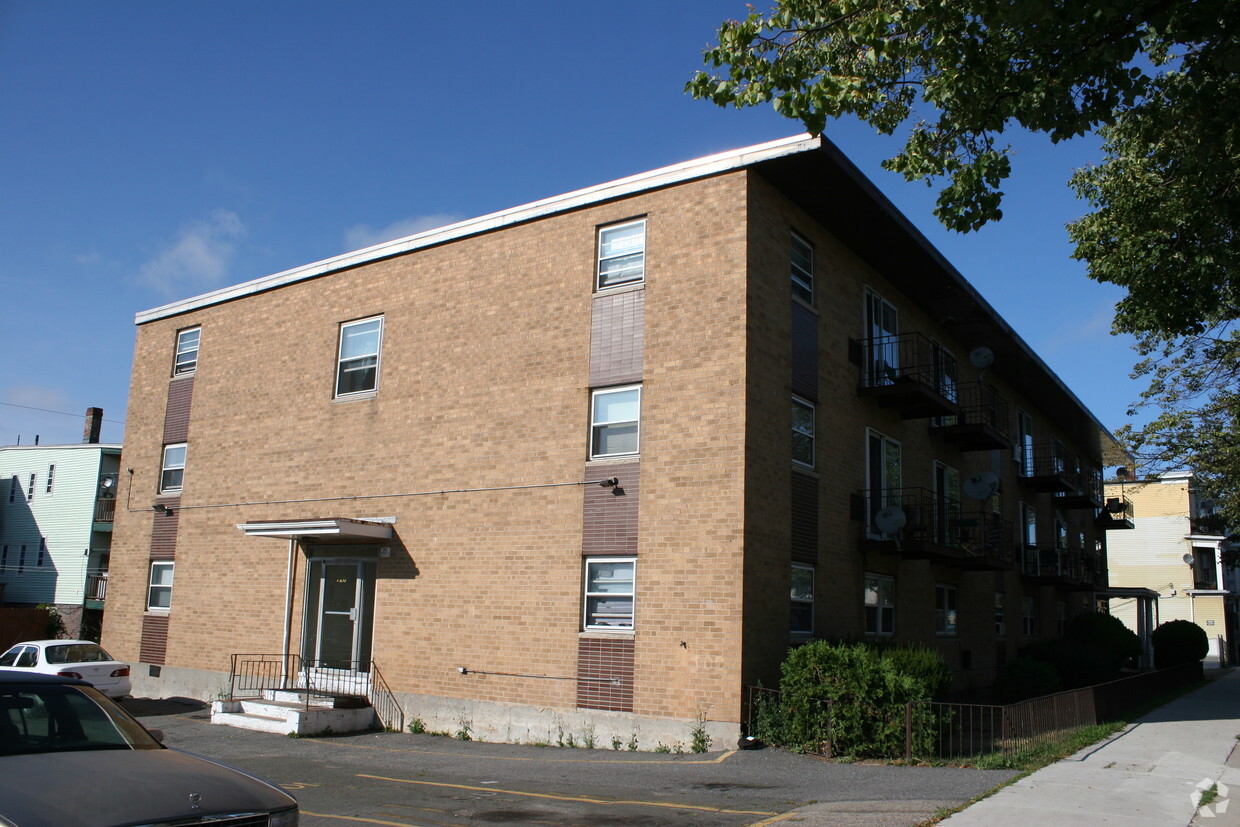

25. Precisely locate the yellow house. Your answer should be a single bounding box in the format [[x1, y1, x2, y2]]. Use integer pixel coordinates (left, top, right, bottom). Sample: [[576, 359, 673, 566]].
[[1105, 472, 1237, 666]]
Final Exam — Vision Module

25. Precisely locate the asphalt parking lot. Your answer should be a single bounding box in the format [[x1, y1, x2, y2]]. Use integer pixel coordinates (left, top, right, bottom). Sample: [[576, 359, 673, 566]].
[[121, 698, 1014, 826]]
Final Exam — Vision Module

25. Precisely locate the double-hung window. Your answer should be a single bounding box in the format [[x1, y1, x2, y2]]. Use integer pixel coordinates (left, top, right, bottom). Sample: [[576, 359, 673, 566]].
[[792, 397, 815, 468], [160, 444, 187, 493], [336, 316, 384, 397], [583, 558, 635, 630], [791, 563, 815, 634], [791, 232, 813, 303], [174, 327, 201, 375], [935, 585, 958, 636], [45, 465, 54, 495], [26, 474, 35, 502], [148, 562, 174, 611], [596, 220, 645, 290], [590, 386, 640, 458], [864, 573, 895, 635]]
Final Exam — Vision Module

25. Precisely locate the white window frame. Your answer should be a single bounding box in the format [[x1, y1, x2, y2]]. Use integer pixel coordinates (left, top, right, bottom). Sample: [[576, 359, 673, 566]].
[[791, 563, 815, 635], [864, 573, 895, 635], [26, 474, 35, 502], [160, 443, 187, 494], [596, 219, 646, 291], [37, 538, 45, 567], [174, 326, 201, 376], [45, 465, 54, 495], [791, 231, 813, 304], [935, 584, 958, 636], [583, 557, 635, 631], [147, 561, 174, 612], [335, 316, 384, 398], [865, 428, 903, 537], [590, 385, 641, 459], [792, 396, 815, 469]]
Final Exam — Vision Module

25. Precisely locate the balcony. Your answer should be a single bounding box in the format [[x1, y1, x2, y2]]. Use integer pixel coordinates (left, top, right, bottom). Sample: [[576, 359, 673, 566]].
[[855, 487, 1013, 570], [85, 573, 108, 601], [930, 381, 1013, 451], [1096, 496, 1135, 530], [852, 332, 961, 420], [1057, 465, 1104, 510], [93, 497, 116, 527], [1017, 443, 1079, 494], [1020, 545, 1083, 586]]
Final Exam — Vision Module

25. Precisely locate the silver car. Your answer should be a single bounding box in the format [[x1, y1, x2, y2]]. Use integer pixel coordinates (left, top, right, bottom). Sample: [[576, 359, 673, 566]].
[[0, 673, 298, 826]]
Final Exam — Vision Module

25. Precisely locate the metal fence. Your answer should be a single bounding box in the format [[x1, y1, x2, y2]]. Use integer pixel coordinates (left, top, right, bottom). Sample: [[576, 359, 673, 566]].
[[747, 662, 1203, 763], [226, 653, 404, 731]]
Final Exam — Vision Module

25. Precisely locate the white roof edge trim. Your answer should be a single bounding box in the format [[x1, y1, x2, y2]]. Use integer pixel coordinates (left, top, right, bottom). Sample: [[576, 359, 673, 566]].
[[135, 134, 819, 325], [236, 518, 394, 539]]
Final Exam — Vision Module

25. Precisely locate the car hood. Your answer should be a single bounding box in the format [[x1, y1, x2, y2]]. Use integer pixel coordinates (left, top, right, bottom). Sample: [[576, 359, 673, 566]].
[[0, 748, 296, 827]]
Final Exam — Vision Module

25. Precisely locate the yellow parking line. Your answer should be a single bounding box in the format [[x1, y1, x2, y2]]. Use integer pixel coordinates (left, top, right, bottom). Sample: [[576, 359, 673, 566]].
[[357, 773, 778, 817], [300, 812, 420, 826]]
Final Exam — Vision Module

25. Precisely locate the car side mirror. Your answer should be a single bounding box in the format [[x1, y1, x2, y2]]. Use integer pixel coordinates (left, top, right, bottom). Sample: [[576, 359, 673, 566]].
[[146, 728, 165, 743]]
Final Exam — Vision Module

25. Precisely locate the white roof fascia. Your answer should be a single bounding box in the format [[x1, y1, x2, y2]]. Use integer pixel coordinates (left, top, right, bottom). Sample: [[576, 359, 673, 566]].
[[135, 135, 819, 325], [236, 518, 394, 540]]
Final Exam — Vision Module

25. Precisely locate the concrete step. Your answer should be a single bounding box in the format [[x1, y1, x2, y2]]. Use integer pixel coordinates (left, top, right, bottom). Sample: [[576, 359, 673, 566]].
[[211, 698, 378, 736]]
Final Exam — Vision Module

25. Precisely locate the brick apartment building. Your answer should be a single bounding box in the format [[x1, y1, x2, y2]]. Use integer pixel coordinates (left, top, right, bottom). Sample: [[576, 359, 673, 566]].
[[104, 135, 1116, 747]]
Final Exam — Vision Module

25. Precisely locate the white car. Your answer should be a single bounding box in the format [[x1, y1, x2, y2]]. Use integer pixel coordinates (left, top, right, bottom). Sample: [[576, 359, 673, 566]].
[[0, 640, 131, 698]]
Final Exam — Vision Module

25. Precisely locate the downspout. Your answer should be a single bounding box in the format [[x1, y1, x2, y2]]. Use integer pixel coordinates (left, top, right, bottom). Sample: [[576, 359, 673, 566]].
[[282, 538, 297, 687]]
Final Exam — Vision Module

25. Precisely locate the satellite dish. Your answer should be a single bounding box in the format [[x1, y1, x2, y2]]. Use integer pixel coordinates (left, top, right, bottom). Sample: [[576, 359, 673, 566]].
[[874, 506, 907, 535], [963, 472, 999, 500], [1183, 553, 1195, 566], [99, 474, 118, 499], [969, 347, 995, 369]]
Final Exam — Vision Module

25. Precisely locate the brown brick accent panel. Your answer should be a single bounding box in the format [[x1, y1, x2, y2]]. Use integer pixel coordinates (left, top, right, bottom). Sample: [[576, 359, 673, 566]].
[[576, 636, 634, 711], [791, 472, 818, 563], [791, 302, 817, 400], [582, 461, 639, 556], [149, 500, 180, 560], [590, 290, 644, 387], [140, 614, 169, 665], [162, 376, 194, 444]]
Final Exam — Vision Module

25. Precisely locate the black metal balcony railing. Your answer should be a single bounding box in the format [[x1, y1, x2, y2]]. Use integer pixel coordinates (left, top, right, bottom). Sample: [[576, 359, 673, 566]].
[[854, 333, 961, 420], [1096, 496, 1135, 530], [93, 497, 116, 523], [930, 381, 1013, 451], [1020, 546, 1105, 588], [856, 487, 1013, 570], [1058, 464, 1104, 510], [1017, 443, 1079, 493]]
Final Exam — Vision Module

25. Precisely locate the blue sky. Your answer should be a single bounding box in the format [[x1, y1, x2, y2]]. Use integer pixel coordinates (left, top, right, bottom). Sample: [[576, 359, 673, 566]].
[[0, 1, 1140, 448]]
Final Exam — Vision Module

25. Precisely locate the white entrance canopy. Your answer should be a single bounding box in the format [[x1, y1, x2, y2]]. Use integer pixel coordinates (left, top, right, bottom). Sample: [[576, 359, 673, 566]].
[[236, 517, 393, 541]]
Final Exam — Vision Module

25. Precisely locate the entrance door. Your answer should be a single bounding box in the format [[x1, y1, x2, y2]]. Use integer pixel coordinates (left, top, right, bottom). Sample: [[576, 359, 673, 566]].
[[303, 559, 375, 673]]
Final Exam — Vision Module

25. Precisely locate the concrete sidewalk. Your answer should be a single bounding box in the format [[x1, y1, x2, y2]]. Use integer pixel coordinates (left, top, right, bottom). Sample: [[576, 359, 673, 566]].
[[935, 667, 1240, 826]]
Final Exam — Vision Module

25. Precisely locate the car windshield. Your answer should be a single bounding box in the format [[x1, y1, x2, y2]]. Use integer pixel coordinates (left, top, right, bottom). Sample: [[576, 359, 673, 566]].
[[43, 644, 114, 665], [0, 684, 161, 756]]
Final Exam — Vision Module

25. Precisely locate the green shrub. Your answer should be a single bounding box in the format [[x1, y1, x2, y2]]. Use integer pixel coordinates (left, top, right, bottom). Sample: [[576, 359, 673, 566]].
[[773, 640, 948, 757], [1065, 612, 1142, 664], [1151, 619, 1209, 668], [992, 657, 1062, 703], [1020, 638, 1121, 689]]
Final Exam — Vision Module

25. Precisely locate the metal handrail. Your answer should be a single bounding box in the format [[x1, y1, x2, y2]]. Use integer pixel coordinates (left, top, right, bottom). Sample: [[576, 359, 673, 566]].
[[226, 653, 403, 730]]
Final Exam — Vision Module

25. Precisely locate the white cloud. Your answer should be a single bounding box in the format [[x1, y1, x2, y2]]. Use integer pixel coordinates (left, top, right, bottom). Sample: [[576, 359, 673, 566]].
[[136, 209, 245, 296], [343, 213, 464, 251]]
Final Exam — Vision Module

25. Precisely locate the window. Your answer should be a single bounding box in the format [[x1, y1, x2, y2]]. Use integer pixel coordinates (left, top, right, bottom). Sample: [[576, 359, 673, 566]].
[[335, 316, 383, 397], [791, 564, 815, 634], [933, 462, 960, 544], [583, 558, 634, 630], [26, 474, 35, 502], [1020, 502, 1037, 573], [1015, 409, 1034, 475], [1, 545, 6, 569], [932, 341, 958, 402], [596, 220, 645, 290], [866, 429, 902, 536], [37, 538, 45, 567], [1022, 595, 1037, 636], [45, 465, 54, 494], [174, 326, 201, 375], [7, 476, 15, 503], [935, 585, 958, 635], [590, 386, 640, 458], [864, 573, 895, 635], [995, 593, 1006, 636], [18, 545, 26, 574], [148, 562, 174, 611], [792, 397, 815, 468], [790, 232, 813, 303], [865, 289, 899, 384], [160, 444, 187, 493]]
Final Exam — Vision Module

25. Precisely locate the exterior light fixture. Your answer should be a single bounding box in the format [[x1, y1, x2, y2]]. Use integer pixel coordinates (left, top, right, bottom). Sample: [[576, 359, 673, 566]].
[[597, 477, 619, 488]]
